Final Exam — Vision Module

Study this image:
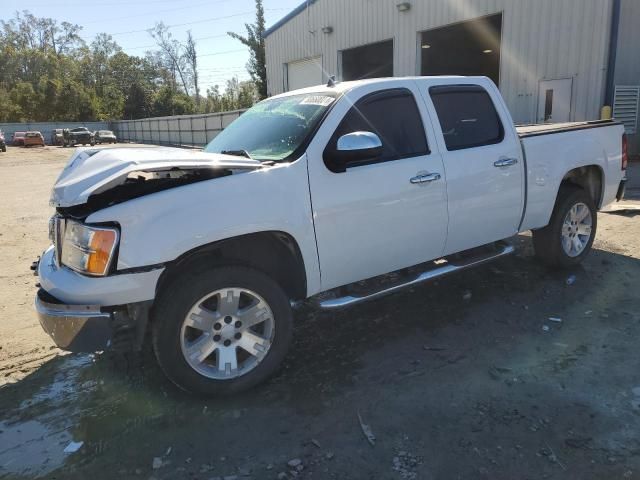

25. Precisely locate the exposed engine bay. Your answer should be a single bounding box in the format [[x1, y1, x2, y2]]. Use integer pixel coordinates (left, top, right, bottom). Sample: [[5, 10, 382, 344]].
[[58, 167, 233, 218], [50, 147, 265, 218]]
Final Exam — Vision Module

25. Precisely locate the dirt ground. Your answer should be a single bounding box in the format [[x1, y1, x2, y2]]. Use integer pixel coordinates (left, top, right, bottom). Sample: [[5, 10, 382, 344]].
[[1, 144, 640, 480]]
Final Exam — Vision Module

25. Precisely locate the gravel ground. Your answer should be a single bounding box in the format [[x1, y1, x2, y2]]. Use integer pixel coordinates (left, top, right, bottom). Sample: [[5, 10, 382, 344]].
[[1, 145, 639, 480]]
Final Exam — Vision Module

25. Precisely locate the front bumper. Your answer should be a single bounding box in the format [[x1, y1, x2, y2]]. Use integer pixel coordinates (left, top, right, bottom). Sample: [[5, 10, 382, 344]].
[[36, 289, 113, 351], [35, 289, 153, 352], [35, 246, 162, 352]]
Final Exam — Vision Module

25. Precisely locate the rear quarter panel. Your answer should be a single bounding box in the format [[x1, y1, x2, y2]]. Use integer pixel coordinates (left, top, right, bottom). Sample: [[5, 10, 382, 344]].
[[519, 124, 624, 231]]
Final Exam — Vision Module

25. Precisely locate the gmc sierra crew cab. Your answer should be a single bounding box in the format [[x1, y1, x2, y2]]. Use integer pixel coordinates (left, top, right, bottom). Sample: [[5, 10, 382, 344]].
[[35, 76, 628, 395]]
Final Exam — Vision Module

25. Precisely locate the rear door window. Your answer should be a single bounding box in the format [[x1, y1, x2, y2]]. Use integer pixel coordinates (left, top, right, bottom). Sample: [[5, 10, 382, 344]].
[[429, 85, 504, 151]]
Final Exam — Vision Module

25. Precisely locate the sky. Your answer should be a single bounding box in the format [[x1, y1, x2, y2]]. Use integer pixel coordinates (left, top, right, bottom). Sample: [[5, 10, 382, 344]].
[[1, 0, 301, 92]]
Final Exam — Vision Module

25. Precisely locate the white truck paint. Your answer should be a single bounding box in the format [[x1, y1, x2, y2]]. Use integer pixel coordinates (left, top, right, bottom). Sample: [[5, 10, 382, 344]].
[[35, 76, 627, 393]]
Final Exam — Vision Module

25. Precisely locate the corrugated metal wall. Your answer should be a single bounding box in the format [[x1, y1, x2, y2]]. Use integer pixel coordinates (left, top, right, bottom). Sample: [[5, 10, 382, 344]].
[[615, 0, 640, 153], [111, 110, 246, 148], [265, 0, 614, 124]]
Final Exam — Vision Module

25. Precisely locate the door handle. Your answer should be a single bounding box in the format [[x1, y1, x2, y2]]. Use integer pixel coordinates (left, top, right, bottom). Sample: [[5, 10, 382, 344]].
[[410, 173, 441, 184], [494, 157, 518, 168]]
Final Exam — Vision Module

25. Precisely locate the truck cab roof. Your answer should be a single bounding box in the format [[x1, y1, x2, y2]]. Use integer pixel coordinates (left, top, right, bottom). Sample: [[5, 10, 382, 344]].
[[271, 75, 491, 99]]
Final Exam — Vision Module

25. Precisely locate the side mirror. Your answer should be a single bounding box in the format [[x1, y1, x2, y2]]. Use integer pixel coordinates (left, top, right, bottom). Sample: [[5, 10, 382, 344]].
[[325, 131, 383, 173]]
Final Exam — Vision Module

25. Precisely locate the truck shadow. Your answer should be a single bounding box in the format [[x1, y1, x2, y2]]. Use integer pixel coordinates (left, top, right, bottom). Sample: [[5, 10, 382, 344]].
[[1, 234, 639, 479]]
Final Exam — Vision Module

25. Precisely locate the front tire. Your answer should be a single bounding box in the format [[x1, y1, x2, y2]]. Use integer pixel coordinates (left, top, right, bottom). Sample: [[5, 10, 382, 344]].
[[152, 266, 293, 395], [533, 186, 597, 268]]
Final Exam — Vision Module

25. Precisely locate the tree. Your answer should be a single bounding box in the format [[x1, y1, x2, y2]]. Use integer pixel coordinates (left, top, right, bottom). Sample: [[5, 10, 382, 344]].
[[89, 33, 122, 96], [152, 85, 194, 117], [124, 82, 151, 119], [0, 10, 253, 122], [185, 31, 200, 107], [149, 22, 190, 94], [204, 77, 257, 113], [228, 0, 267, 99]]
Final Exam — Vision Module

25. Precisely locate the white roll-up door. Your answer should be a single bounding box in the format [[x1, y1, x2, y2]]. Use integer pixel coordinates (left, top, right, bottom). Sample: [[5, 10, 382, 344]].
[[287, 57, 323, 91]]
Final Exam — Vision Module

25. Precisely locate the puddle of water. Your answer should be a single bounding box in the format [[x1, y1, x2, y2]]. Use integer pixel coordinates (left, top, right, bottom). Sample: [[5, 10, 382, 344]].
[[19, 355, 93, 410], [0, 355, 94, 478], [0, 419, 72, 478]]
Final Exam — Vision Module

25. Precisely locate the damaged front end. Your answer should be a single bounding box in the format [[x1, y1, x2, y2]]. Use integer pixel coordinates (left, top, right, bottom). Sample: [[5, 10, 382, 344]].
[[58, 167, 233, 217], [37, 146, 266, 353], [50, 146, 264, 215]]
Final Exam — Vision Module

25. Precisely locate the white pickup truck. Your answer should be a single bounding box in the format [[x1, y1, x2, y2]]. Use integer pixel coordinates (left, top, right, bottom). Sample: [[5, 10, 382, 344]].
[[35, 76, 628, 395]]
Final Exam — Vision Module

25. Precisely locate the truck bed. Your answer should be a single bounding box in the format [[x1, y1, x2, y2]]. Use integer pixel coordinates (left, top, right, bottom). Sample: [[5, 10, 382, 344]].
[[516, 119, 621, 138]]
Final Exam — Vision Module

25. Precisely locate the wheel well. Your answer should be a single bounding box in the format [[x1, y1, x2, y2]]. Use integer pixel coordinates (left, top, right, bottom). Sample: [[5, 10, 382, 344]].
[[155, 231, 307, 301], [560, 165, 603, 207]]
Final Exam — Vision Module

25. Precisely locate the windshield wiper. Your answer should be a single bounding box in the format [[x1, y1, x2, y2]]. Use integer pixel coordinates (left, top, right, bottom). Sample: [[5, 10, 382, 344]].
[[221, 149, 252, 159]]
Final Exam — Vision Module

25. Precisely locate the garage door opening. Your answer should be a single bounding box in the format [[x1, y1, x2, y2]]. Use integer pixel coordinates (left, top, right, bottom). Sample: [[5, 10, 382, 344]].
[[287, 56, 323, 91], [341, 39, 394, 81], [420, 14, 502, 86]]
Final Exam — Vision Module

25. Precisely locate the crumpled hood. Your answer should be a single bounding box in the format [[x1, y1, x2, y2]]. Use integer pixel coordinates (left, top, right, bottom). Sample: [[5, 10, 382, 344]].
[[51, 146, 262, 207]]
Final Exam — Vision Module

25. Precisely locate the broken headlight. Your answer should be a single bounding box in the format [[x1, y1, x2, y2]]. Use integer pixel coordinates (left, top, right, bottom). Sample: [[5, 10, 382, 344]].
[[60, 220, 119, 276]]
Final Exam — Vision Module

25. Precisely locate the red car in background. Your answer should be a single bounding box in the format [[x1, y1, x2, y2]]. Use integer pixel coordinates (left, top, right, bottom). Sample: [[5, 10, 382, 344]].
[[12, 131, 26, 146], [24, 131, 45, 147]]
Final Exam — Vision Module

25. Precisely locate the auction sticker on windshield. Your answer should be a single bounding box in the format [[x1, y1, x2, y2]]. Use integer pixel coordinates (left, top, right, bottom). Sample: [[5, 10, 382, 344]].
[[300, 96, 335, 106]]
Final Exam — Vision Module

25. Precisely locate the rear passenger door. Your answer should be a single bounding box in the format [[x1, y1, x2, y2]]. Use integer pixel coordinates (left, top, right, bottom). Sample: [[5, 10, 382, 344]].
[[424, 84, 524, 255], [306, 85, 448, 291]]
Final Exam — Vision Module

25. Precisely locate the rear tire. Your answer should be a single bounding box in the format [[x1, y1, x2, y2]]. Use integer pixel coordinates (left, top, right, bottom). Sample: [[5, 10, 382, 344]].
[[533, 186, 597, 268], [152, 266, 293, 396]]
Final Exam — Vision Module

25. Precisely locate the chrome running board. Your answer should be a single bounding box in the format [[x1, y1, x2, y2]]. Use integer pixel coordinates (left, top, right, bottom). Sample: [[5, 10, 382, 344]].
[[315, 242, 515, 310]]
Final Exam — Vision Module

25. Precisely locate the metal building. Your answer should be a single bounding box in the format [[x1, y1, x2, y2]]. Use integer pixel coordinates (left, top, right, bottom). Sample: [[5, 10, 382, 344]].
[[264, 0, 640, 152]]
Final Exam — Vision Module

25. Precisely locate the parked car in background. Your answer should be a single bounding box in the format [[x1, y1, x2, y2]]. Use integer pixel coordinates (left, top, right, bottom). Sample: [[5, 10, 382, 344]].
[[51, 129, 64, 146], [94, 130, 117, 144], [12, 132, 26, 146], [24, 131, 45, 147], [0, 131, 6, 152], [63, 127, 94, 147]]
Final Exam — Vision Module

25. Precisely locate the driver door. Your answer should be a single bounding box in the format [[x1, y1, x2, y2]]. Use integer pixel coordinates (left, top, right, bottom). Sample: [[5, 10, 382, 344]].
[[306, 84, 449, 291]]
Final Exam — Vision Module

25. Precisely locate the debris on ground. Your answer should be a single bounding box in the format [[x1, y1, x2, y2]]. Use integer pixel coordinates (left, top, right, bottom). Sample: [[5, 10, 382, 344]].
[[392, 450, 422, 479], [63, 441, 84, 453], [488, 366, 513, 380], [541, 443, 566, 470], [548, 317, 562, 323], [564, 437, 592, 449], [311, 438, 322, 448], [152, 457, 163, 469], [287, 458, 302, 468], [462, 291, 472, 301], [542, 325, 550, 332], [357, 411, 376, 446], [566, 275, 576, 286], [237, 466, 251, 476]]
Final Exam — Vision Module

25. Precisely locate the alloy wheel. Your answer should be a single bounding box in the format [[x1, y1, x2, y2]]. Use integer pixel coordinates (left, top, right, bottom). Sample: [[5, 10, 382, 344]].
[[180, 288, 275, 379]]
